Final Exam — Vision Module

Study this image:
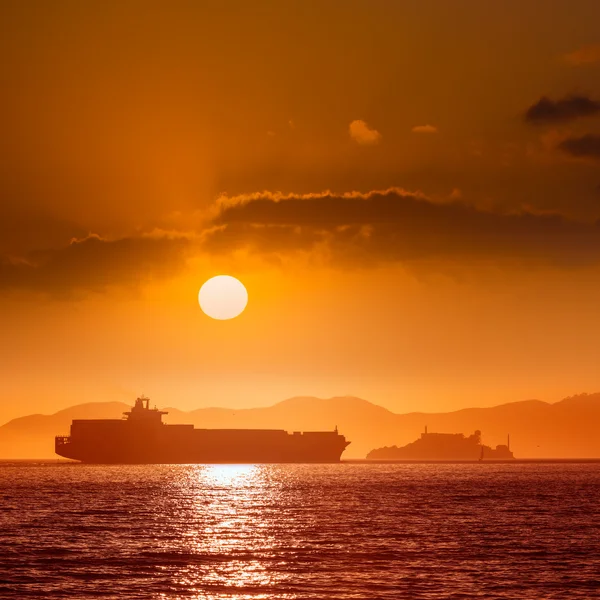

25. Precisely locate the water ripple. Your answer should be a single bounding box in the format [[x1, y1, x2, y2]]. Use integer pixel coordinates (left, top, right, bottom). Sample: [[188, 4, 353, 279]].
[[0, 463, 599, 599]]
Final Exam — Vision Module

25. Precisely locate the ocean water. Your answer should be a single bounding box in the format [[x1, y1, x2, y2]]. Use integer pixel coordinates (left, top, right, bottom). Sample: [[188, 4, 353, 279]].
[[0, 463, 598, 599]]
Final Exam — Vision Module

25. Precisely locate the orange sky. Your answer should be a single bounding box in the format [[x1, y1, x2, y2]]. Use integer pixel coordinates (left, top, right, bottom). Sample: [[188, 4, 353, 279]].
[[2, 1, 600, 423]]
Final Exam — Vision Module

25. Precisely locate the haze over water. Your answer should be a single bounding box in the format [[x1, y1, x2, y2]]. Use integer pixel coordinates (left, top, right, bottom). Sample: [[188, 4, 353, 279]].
[[1, 462, 598, 599]]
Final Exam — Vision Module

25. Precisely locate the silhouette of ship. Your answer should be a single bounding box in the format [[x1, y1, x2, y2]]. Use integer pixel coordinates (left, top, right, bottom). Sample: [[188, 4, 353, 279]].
[[55, 396, 350, 463], [366, 427, 514, 460]]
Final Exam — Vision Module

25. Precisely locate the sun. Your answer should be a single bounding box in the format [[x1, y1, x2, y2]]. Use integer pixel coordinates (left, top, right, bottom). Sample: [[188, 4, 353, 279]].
[[198, 275, 248, 320]]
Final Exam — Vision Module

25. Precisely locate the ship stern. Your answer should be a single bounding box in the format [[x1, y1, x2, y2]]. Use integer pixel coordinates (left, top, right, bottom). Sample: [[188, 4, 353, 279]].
[[55, 435, 78, 461]]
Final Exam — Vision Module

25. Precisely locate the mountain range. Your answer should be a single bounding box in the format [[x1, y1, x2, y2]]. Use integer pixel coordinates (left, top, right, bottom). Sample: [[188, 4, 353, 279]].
[[1, 393, 599, 459]]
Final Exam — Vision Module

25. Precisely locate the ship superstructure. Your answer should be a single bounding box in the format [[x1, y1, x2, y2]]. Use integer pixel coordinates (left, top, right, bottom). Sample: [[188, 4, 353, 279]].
[[55, 396, 350, 464]]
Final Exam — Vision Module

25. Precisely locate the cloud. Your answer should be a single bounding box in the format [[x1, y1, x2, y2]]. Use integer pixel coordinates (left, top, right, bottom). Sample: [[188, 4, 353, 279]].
[[0, 233, 191, 295], [558, 134, 600, 159], [203, 189, 600, 269], [412, 124, 438, 134], [10, 186, 600, 294], [563, 44, 600, 66], [349, 120, 381, 145], [524, 95, 600, 124]]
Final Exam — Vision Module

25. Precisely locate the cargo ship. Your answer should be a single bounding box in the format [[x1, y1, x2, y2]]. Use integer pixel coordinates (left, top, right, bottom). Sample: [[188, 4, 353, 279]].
[[55, 396, 350, 463]]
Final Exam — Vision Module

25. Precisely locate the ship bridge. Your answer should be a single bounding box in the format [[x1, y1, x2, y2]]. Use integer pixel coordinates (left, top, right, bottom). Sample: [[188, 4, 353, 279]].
[[123, 396, 168, 423]]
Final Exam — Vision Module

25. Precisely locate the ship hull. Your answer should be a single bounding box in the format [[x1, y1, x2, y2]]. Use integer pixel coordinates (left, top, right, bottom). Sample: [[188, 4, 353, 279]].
[[55, 451, 346, 464], [55, 444, 347, 464]]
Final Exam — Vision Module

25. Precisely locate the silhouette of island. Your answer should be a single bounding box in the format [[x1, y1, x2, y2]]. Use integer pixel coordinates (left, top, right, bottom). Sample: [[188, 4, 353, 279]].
[[1, 392, 600, 459], [367, 427, 514, 460]]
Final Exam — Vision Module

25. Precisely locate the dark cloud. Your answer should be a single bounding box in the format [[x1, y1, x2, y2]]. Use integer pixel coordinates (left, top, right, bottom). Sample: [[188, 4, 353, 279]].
[[524, 95, 600, 124], [6, 189, 600, 295], [0, 234, 191, 295], [558, 134, 600, 159], [204, 190, 600, 268]]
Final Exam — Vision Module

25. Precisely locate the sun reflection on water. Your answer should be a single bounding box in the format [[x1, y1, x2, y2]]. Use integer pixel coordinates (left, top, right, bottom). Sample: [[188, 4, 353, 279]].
[[162, 465, 296, 599], [201, 464, 259, 487]]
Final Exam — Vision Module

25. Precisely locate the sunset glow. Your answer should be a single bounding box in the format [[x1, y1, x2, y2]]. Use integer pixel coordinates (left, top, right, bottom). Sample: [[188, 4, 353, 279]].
[[2, 3, 600, 599], [0, 0, 599, 446]]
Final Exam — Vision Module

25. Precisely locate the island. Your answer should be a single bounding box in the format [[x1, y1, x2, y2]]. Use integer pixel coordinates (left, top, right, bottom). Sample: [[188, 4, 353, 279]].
[[367, 428, 514, 460]]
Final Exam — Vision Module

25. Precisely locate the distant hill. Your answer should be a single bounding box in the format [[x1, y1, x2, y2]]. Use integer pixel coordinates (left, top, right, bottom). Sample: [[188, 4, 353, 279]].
[[1, 393, 599, 459]]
